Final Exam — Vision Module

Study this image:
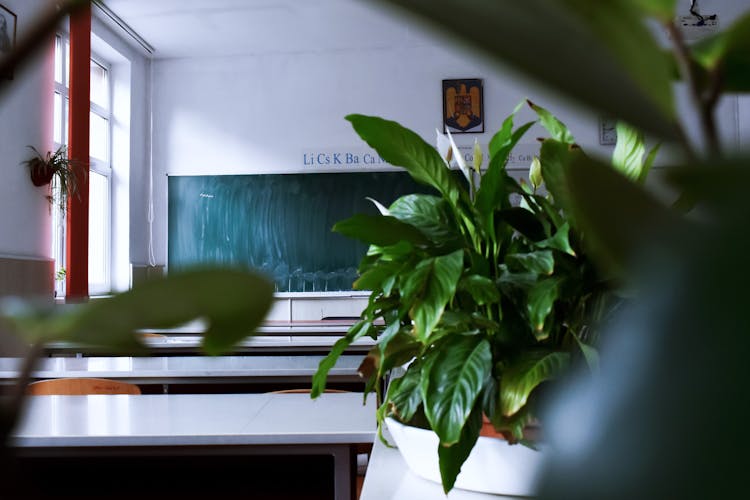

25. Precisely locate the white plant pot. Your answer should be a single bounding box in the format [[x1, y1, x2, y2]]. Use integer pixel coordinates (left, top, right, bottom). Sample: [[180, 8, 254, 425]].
[[385, 417, 545, 496]]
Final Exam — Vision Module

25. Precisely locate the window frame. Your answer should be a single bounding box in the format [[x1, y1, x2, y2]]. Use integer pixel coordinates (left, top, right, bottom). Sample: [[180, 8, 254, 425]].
[[52, 33, 114, 297]]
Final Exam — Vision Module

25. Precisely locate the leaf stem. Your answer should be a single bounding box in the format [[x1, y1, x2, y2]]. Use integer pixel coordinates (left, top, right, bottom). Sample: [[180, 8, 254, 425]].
[[665, 21, 721, 157]]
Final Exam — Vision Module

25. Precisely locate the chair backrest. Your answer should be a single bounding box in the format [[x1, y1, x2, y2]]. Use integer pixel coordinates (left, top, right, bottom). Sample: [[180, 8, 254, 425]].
[[27, 377, 141, 395]]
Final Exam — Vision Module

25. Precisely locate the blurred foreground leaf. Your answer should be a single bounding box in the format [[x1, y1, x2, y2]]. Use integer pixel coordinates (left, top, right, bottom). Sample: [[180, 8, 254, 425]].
[[1, 268, 275, 355]]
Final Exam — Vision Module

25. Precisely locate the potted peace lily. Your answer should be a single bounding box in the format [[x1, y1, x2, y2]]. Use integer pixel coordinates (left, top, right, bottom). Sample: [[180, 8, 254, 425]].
[[312, 101, 657, 494]]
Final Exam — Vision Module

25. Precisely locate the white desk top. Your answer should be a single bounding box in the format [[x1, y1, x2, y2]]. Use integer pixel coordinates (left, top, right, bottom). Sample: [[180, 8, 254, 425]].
[[12, 392, 375, 449], [42, 334, 376, 354], [0, 354, 364, 382], [361, 435, 515, 499]]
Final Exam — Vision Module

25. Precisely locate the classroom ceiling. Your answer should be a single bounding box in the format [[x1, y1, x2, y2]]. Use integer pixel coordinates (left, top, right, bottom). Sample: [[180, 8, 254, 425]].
[[101, 0, 419, 58]]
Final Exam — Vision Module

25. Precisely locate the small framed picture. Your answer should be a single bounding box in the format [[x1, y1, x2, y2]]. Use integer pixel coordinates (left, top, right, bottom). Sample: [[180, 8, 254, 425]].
[[0, 3, 17, 80], [443, 78, 484, 134]]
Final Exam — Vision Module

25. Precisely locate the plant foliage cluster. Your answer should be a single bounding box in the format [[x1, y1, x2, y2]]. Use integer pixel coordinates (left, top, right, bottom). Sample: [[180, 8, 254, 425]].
[[310, 0, 750, 492], [312, 100, 657, 490]]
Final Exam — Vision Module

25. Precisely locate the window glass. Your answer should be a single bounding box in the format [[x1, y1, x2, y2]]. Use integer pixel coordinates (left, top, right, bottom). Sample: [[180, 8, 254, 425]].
[[88, 171, 109, 291], [54, 36, 63, 84], [90, 112, 109, 161], [90, 60, 108, 110], [53, 92, 63, 144], [64, 39, 70, 88]]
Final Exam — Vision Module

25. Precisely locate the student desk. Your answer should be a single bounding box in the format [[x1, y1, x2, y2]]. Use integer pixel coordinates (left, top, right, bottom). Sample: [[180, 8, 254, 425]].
[[0, 354, 365, 390], [11, 392, 375, 500], [41, 320, 376, 356]]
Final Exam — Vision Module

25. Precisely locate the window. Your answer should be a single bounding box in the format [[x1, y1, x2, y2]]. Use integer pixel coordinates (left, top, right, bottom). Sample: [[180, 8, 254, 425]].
[[52, 34, 112, 296]]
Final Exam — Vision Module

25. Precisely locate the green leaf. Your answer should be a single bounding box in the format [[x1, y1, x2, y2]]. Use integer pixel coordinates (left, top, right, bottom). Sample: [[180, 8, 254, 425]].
[[506, 250, 555, 275], [354, 260, 404, 292], [476, 118, 535, 217], [437, 402, 483, 493], [612, 122, 646, 182], [378, 330, 421, 376], [640, 142, 661, 184], [526, 279, 560, 337], [333, 213, 429, 247], [311, 319, 372, 397], [402, 250, 464, 341], [387, 364, 425, 422], [498, 207, 546, 242], [488, 101, 523, 157], [564, 154, 683, 277], [500, 351, 570, 416], [458, 274, 500, 306], [421, 336, 492, 445], [538, 139, 587, 223], [691, 12, 750, 91], [536, 222, 576, 257], [528, 100, 575, 144], [389, 194, 462, 246], [346, 114, 466, 206], [573, 332, 600, 373], [376, 0, 677, 139], [57, 268, 274, 355]]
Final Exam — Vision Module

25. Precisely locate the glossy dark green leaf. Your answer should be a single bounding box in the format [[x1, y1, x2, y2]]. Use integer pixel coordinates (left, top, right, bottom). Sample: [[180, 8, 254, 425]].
[[536, 223, 576, 257], [612, 122, 646, 182], [421, 335, 492, 445], [500, 350, 570, 416], [538, 139, 586, 224], [498, 207, 546, 242], [390, 194, 462, 246], [488, 100, 524, 157], [378, 330, 421, 376], [526, 278, 560, 337], [477, 115, 535, 218], [438, 403, 483, 493], [346, 114, 465, 206], [59, 268, 274, 355], [333, 213, 429, 247], [388, 364, 424, 422], [354, 260, 403, 292], [377, 0, 678, 139], [402, 250, 464, 341], [691, 12, 750, 91], [458, 274, 500, 306], [312, 319, 372, 397], [528, 100, 575, 144], [506, 250, 555, 275]]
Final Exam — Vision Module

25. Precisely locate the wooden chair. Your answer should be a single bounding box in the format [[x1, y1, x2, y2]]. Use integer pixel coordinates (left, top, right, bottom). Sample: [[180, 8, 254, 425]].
[[26, 377, 141, 395]]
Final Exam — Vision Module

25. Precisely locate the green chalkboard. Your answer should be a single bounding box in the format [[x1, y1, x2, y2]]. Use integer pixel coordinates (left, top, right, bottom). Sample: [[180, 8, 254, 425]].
[[168, 172, 437, 292]]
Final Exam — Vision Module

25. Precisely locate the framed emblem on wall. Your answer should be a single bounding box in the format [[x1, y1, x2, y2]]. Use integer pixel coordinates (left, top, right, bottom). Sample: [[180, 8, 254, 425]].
[[442, 78, 484, 134]]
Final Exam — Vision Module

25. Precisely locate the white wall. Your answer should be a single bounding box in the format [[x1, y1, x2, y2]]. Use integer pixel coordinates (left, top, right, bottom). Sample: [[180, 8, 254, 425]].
[[0, 0, 54, 259], [140, 0, 745, 275], [90, 15, 150, 291], [146, 12, 615, 268]]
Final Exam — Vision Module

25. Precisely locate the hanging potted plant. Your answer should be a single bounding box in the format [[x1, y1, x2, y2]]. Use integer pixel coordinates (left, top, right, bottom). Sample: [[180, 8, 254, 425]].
[[311, 101, 656, 495], [21, 145, 82, 213]]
